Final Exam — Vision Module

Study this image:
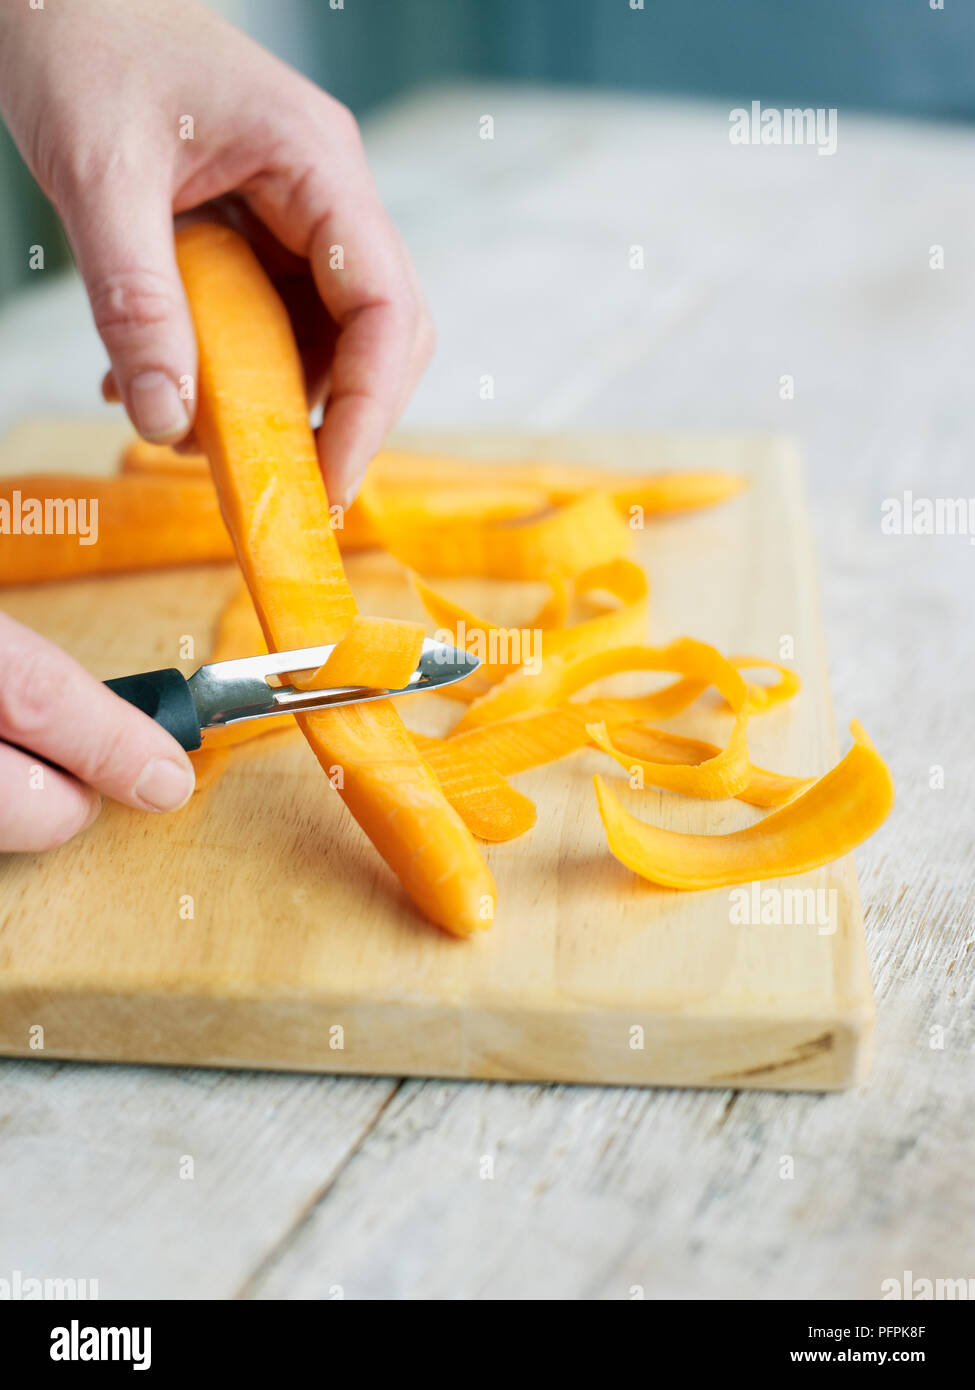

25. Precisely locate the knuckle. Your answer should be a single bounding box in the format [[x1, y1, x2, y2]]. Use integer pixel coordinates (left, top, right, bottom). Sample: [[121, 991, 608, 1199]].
[[56, 141, 158, 215], [287, 96, 362, 165], [324, 98, 362, 147], [0, 645, 63, 737], [89, 268, 178, 347]]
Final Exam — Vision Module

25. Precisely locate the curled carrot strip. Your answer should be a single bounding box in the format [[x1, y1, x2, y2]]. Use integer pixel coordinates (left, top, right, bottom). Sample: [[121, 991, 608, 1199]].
[[453, 633, 710, 735], [439, 706, 808, 811], [594, 721, 894, 889], [412, 735, 537, 843], [449, 657, 577, 729], [602, 471, 746, 515], [293, 616, 425, 691], [445, 706, 593, 778], [413, 571, 576, 691], [730, 656, 801, 713], [616, 654, 800, 724], [544, 561, 650, 663], [368, 489, 631, 580], [361, 476, 550, 527], [587, 710, 749, 800], [417, 559, 649, 711], [456, 638, 752, 800], [600, 724, 813, 809], [369, 450, 746, 516], [532, 574, 572, 629], [583, 639, 752, 801]]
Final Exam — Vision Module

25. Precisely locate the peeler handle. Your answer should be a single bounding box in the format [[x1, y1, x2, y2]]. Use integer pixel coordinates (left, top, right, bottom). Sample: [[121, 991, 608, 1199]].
[[104, 668, 202, 752]]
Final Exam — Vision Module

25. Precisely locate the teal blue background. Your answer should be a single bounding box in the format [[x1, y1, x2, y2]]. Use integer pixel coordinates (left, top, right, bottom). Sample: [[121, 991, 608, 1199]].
[[290, 0, 975, 123], [3, 0, 973, 301]]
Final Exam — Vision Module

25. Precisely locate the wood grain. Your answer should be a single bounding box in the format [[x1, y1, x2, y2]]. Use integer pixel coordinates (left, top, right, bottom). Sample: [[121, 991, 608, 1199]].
[[0, 419, 871, 1089], [2, 87, 970, 1301]]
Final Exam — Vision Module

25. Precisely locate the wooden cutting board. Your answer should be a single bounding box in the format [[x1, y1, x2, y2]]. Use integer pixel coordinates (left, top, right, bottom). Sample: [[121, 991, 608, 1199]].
[[0, 420, 873, 1090]]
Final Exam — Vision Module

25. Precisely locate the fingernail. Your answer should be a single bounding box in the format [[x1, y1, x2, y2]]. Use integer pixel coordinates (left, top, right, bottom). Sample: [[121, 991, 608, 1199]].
[[80, 795, 102, 831], [129, 371, 189, 442], [333, 474, 362, 512], [134, 757, 195, 813]]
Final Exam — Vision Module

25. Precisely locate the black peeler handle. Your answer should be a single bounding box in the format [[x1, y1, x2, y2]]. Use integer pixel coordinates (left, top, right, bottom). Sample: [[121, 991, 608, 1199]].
[[104, 669, 202, 752]]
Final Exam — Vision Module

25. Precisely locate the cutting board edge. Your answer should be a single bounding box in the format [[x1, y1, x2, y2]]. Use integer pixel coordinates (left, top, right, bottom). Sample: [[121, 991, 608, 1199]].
[[0, 980, 873, 1091]]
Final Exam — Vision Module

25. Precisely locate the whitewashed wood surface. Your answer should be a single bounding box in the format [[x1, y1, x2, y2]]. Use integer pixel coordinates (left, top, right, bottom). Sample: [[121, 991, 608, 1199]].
[[0, 87, 972, 1300]]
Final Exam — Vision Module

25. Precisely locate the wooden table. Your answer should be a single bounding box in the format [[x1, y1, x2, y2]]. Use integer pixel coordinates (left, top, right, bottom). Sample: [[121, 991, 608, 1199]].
[[0, 87, 972, 1300]]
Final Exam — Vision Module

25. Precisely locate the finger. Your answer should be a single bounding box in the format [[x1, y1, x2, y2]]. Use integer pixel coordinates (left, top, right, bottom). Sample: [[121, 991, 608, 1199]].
[[308, 193, 422, 506], [62, 172, 197, 445], [0, 612, 195, 813], [0, 742, 101, 853], [245, 142, 424, 505], [313, 295, 411, 507], [105, 370, 201, 450]]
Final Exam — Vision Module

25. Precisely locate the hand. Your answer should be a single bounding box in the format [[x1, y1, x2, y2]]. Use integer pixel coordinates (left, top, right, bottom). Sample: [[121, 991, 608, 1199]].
[[0, 0, 433, 507], [0, 612, 196, 851]]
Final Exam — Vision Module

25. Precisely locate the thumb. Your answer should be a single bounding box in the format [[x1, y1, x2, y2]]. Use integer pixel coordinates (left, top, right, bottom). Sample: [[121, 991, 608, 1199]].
[[62, 178, 197, 443]]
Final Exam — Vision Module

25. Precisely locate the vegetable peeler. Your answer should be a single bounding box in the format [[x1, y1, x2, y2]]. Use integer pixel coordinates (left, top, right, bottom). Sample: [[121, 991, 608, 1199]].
[[104, 640, 480, 751]]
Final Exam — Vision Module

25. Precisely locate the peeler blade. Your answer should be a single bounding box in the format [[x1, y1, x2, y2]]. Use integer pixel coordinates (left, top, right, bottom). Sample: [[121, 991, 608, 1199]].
[[185, 637, 480, 730]]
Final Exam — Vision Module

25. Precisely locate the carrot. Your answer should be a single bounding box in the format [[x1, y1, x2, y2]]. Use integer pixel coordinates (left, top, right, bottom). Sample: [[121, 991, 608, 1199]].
[[120, 439, 210, 479], [175, 222, 496, 936], [121, 438, 745, 519], [594, 722, 894, 889], [118, 440, 550, 554], [0, 474, 233, 585], [293, 616, 426, 692], [119, 440, 378, 552], [365, 488, 631, 580]]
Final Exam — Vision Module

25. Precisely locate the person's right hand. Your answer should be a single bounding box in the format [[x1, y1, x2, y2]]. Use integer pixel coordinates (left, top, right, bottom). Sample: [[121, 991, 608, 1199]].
[[0, 613, 196, 851]]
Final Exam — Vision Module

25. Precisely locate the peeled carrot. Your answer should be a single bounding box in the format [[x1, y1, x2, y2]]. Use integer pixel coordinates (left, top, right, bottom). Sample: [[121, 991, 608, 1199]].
[[121, 438, 745, 519], [176, 222, 496, 936], [0, 474, 233, 584], [366, 450, 747, 515], [119, 442, 379, 551], [120, 439, 210, 479]]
